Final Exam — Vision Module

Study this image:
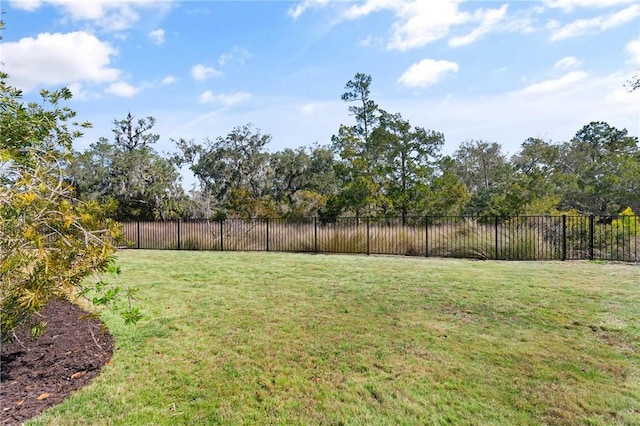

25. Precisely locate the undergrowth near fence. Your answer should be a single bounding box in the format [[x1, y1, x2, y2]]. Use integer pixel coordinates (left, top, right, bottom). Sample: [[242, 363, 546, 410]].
[[120, 215, 639, 262]]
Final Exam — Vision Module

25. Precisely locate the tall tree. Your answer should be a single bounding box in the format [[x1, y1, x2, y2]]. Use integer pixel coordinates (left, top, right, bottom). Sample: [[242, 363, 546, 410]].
[[424, 156, 470, 216], [112, 112, 159, 152], [454, 140, 519, 216], [270, 147, 312, 212], [270, 145, 337, 218], [557, 121, 640, 215], [341, 73, 379, 143], [331, 73, 389, 218], [374, 111, 445, 223], [68, 114, 185, 220], [175, 124, 274, 218], [510, 137, 561, 214], [331, 125, 386, 219], [454, 140, 508, 192]]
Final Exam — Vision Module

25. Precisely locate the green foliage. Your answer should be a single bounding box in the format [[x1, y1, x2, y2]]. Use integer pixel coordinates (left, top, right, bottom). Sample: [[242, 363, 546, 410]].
[[331, 74, 386, 218], [332, 74, 453, 220], [0, 71, 140, 342], [288, 190, 328, 220], [68, 114, 186, 220], [510, 137, 562, 214], [454, 139, 525, 216], [420, 157, 469, 216], [341, 72, 379, 142], [374, 111, 446, 221], [269, 145, 336, 219], [29, 64, 637, 222], [174, 124, 274, 218], [557, 121, 640, 216]]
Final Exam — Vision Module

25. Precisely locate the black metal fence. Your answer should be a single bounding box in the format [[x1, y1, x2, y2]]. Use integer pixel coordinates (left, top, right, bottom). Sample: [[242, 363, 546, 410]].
[[119, 215, 640, 262]]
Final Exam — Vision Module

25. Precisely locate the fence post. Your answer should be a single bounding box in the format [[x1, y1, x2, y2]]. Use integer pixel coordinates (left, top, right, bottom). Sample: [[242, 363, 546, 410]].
[[177, 220, 181, 250], [366, 217, 370, 256], [589, 215, 595, 260], [562, 215, 567, 261], [314, 217, 318, 253], [494, 216, 499, 260], [266, 218, 270, 252], [425, 216, 429, 257], [220, 219, 224, 252], [137, 220, 140, 249]]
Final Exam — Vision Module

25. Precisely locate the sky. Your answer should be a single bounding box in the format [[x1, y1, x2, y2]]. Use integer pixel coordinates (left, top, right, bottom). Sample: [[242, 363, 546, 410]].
[[2, 0, 639, 183]]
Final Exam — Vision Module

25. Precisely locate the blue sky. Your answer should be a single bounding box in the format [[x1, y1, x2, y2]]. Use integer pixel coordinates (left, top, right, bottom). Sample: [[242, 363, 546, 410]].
[[3, 0, 639, 169]]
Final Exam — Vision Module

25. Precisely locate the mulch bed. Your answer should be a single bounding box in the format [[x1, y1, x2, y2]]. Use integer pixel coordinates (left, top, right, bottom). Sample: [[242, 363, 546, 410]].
[[1, 299, 114, 425]]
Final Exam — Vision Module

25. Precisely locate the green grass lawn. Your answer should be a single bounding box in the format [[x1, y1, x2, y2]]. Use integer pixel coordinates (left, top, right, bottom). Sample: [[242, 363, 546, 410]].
[[30, 251, 640, 425]]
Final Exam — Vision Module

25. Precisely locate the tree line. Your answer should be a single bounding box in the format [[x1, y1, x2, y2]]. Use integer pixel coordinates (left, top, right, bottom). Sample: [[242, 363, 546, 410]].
[[68, 73, 640, 221]]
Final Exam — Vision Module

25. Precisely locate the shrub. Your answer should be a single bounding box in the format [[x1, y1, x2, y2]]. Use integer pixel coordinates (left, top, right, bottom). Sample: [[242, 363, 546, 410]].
[[0, 71, 140, 342]]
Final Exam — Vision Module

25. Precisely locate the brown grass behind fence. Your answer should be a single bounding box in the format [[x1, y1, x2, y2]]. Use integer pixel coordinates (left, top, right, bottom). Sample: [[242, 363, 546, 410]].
[[120, 217, 639, 261]]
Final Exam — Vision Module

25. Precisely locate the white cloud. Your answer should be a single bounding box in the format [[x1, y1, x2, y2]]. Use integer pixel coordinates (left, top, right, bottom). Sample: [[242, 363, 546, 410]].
[[2, 31, 120, 92], [289, 0, 522, 51], [161, 75, 177, 84], [360, 35, 373, 47], [191, 64, 222, 81], [519, 71, 588, 94], [106, 81, 140, 98], [148, 28, 165, 45], [550, 4, 640, 41], [67, 82, 90, 100], [449, 4, 509, 47], [9, 0, 42, 11], [199, 91, 252, 106], [546, 19, 561, 30], [626, 38, 640, 66], [360, 1, 468, 51], [340, 0, 512, 51], [398, 59, 459, 89], [543, 0, 637, 11], [217, 47, 252, 66], [217, 52, 233, 67], [8, 0, 173, 31], [554, 56, 582, 69], [288, 0, 329, 20], [300, 101, 335, 115]]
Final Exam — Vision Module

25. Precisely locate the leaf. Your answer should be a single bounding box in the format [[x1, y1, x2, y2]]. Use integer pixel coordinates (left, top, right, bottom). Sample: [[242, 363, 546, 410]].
[[122, 307, 143, 325], [30, 321, 47, 340], [107, 263, 122, 275]]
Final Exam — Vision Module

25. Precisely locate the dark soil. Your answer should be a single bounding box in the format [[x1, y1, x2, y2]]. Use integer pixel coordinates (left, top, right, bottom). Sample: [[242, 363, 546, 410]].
[[1, 299, 114, 425]]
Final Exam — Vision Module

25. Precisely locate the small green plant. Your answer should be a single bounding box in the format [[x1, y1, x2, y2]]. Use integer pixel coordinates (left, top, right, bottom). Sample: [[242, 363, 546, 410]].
[[76, 259, 142, 325]]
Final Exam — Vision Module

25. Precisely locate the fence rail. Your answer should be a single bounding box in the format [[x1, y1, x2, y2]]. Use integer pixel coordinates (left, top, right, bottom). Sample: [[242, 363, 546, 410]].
[[120, 215, 640, 262]]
